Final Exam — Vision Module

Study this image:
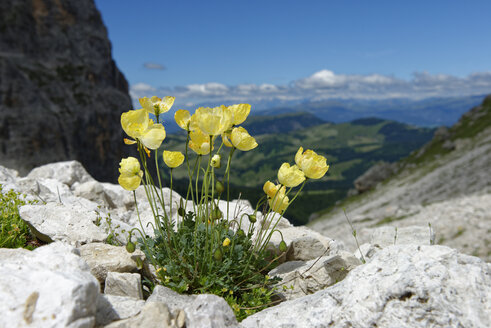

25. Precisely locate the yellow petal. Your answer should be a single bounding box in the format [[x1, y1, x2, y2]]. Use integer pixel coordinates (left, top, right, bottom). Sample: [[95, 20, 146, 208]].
[[189, 129, 214, 155], [228, 104, 251, 125], [121, 108, 149, 139], [119, 157, 141, 176], [163, 150, 184, 168], [295, 147, 329, 179], [231, 127, 257, 151], [268, 193, 289, 214], [263, 181, 285, 198], [196, 106, 232, 136], [221, 132, 233, 148], [140, 123, 166, 150], [118, 174, 142, 191], [118, 157, 143, 191], [159, 96, 175, 114], [278, 163, 305, 188], [175, 109, 191, 130]]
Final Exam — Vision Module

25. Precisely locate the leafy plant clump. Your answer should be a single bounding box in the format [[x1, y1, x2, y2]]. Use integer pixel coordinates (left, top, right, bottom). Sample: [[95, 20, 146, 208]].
[[116, 96, 330, 320], [0, 184, 39, 249]]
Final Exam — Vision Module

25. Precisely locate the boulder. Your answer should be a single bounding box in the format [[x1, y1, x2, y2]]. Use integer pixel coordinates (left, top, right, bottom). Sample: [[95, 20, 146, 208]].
[[27, 161, 95, 188], [104, 272, 143, 299], [241, 245, 491, 328], [104, 301, 176, 328], [269, 251, 361, 301], [78, 243, 145, 284], [147, 285, 196, 313], [19, 203, 107, 246], [184, 294, 239, 328], [265, 226, 342, 262], [96, 294, 145, 326], [0, 242, 100, 328]]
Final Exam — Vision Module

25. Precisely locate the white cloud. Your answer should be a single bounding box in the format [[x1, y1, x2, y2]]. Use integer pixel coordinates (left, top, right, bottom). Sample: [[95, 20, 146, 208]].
[[129, 70, 491, 109]]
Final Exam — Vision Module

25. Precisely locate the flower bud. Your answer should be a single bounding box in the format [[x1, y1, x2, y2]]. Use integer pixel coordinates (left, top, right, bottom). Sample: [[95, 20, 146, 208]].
[[211, 154, 221, 168], [216, 180, 225, 194], [214, 248, 223, 261], [126, 241, 136, 253], [248, 214, 257, 223], [178, 207, 186, 217], [279, 240, 288, 253], [237, 229, 245, 238], [211, 208, 222, 221], [222, 238, 231, 247]]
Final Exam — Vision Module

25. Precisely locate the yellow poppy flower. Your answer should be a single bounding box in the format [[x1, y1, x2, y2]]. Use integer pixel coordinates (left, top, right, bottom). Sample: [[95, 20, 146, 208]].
[[228, 104, 251, 125], [189, 129, 214, 155], [277, 163, 305, 187], [295, 147, 330, 179], [195, 105, 232, 136], [118, 157, 143, 191], [121, 109, 166, 150], [163, 151, 184, 168], [268, 193, 289, 214], [230, 127, 257, 151], [139, 96, 175, 116], [175, 109, 191, 131], [263, 181, 286, 199], [222, 238, 231, 247]]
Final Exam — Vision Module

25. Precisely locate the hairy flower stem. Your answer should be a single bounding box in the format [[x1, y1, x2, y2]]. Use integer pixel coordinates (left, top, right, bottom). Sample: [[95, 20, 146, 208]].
[[154, 149, 167, 217], [184, 132, 197, 213], [257, 181, 306, 256], [170, 169, 174, 225], [224, 147, 236, 220]]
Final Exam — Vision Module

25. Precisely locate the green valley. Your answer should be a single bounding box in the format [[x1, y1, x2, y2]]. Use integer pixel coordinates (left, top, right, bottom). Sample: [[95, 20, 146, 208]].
[[157, 113, 435, 225]]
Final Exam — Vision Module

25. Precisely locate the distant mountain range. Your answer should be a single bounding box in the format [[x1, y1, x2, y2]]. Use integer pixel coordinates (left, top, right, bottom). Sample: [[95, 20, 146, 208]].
[[163, 94, 487, 134], [257, 94, 487, 127]]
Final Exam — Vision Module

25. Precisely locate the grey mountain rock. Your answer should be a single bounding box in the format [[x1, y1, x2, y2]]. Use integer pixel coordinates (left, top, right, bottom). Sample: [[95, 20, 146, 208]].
[[0, 0, 132, 182]]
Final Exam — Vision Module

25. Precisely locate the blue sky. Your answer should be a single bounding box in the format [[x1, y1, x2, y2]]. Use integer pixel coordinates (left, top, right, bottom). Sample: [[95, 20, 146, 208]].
[[94, 0, 491, 108]]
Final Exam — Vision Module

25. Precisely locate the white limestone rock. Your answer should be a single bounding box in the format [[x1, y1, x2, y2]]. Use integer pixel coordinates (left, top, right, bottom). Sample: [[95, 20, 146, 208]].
[[104, 272, 143, 299], [0, 165, 19, 183], [184, 294, 239, 328], [354, 243, 382, 262], [266, 226, 341, 262], [269, 251, 361, 301], [78, 243, 145, 284], [368, 225, 435, 247], [147, 285, 196, 312], [0, 242, 100, 328], [73, 181, 135, 211], [95, 294, 145, 326], [19, 202, 107, 246], [241, 245, 491, 328], [104, 301, 176, 328], [27, 161, 95, 188]]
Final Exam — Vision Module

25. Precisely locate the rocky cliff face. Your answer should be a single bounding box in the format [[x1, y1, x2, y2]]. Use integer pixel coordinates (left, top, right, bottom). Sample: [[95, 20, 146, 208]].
[[0, 0, 132, 182]]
